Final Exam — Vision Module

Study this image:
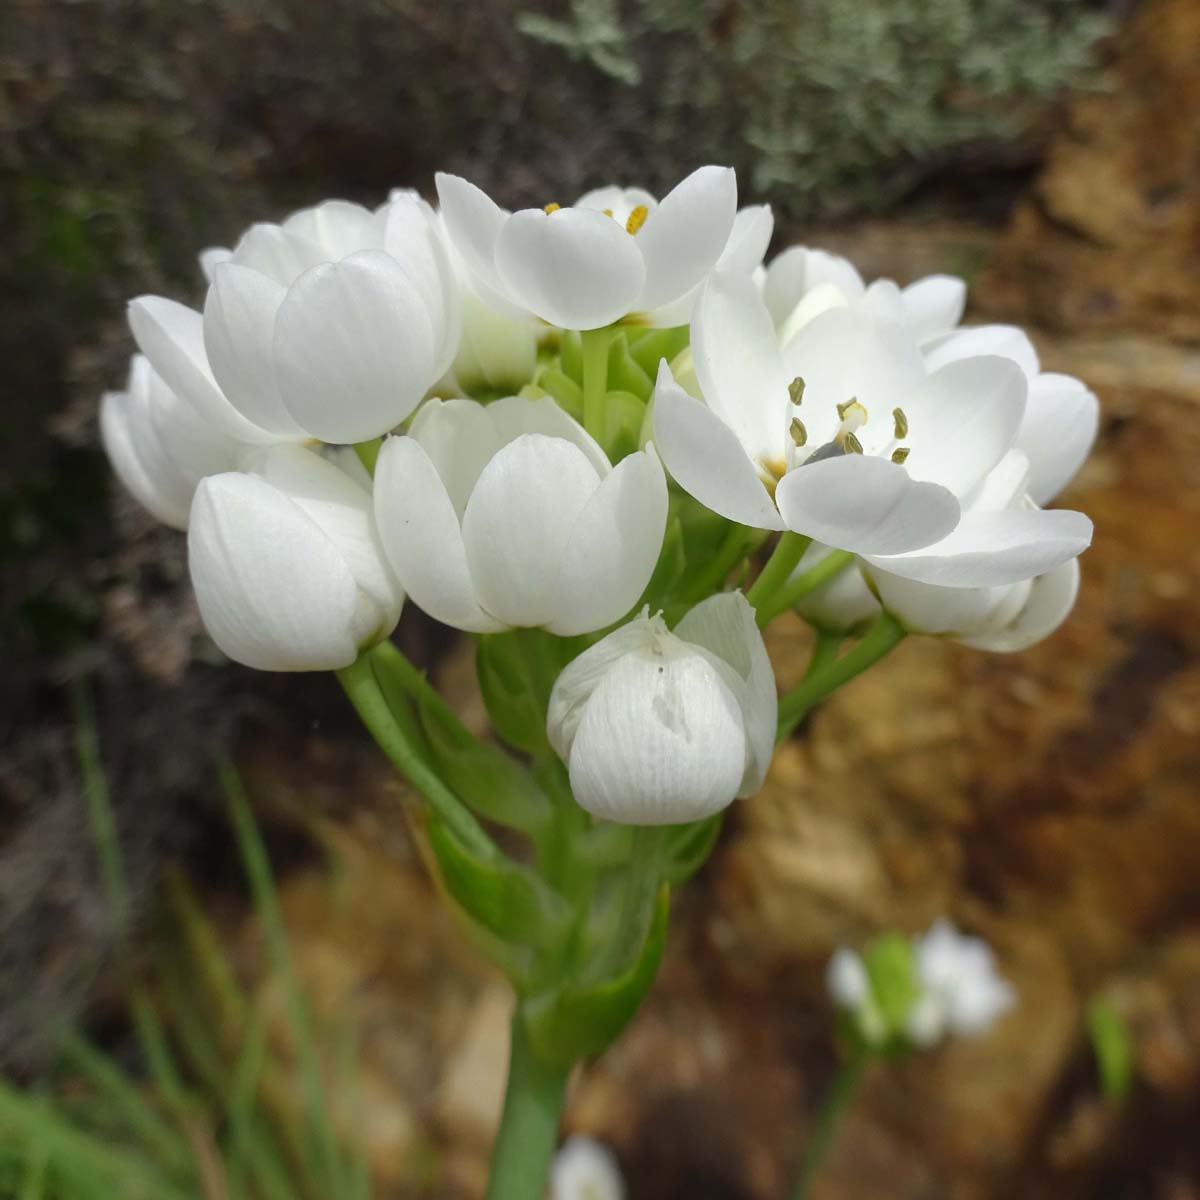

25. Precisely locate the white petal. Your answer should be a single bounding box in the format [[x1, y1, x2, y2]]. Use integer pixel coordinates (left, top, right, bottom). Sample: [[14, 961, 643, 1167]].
[[691, 270, 790, 461], [901, 355, 1027, 496], [485, 394, 611, 477], [230, 222, 325, 287], [373, 435, 502, 633], [374, 194, 461, 376], [762, 246, 864, 329], [1017, 373, 1100, 504], [567, 647, 747, 824], [203, 263, 306, 437], [188, 473, 365, 671], [792, 543, 881, 632], [282, 199, 377, 260], [100, 388, 192, 529], [675, 591, 777, 794], [826, 947, 870, 1008], [859, 279, 904, 323], [777, 282, 850, 347], [494, 207, 645, 329], [198, 247, 232, 283], [408, 397, 505, 516], [451, 289, 538, 394], [635, 165, 737, 313], [901, 275, 966, 343], [435, 173, 510, 298], [784, 307, 927, 439], [960, 558, 1080, 652], [869, 569, 1030, 637], [274, 250, 435, 443], [145, 365, 244, 483], [246, 445, 401, 621], [574, 185, 658, 225], [549, 448, 668, 636], [924, 324, 1040, 379], [551, 1136, 626, 1200], [461, 434, 602, 627], [961, 448, 1032, 514], [775, 455, 960, 556], [865, 508, 1093, 587], [127, 296, 274, 443], [717, 204, 774, 275], [652, 364, 785, 531], [547, 613, 662, 760]]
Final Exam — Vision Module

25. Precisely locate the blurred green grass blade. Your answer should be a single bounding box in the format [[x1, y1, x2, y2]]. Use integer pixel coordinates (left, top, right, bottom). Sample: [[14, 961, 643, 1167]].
[[17, 1096, 49, 1200], [1087, 997, 1134, 1106], [219, 755, 348, 1198], [59, 1033, 193, 1179], [335, 1020, 372, 1200]]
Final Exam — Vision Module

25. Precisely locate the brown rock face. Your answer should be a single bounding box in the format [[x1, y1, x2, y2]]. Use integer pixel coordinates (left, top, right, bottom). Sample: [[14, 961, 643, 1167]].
[[980, 0, 1200, 343]]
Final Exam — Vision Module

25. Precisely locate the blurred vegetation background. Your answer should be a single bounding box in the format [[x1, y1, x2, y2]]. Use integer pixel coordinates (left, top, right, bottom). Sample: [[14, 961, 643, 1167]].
[[4, 0, 1200, 1196]]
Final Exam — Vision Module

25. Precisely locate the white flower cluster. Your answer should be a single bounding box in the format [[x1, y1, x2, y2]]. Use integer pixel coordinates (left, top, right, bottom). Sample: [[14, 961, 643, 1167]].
[[828, 919, 1016, 1049], [102, 164, 1096, 825]]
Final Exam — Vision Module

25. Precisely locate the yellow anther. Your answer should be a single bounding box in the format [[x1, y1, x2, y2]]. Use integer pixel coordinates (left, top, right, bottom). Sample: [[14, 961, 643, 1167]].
[[892, 407, 908, 439], [891, 446, 910, 464], [836, 398, 868, 426], [625, 204, 649, 234], [844, 432, 864, 454], [603, 207, 614, 218], [544, 202, 561, 214], [788, 376, 806, 406], [790, 417, 808, 447]]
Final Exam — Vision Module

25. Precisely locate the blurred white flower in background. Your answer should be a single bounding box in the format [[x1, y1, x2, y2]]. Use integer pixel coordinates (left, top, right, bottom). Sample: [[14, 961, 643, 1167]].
[[551, 1135, 625, 1200], [547, 592, 776, 824]]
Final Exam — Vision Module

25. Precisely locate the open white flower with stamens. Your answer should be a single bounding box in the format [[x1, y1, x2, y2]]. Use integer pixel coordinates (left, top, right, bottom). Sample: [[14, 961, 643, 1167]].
[[906, 920, 1016, 1046], [546, 593, 776, 824], [551, 1136, 625, 1200], [188, 444, 403, 671], [435, 166, 739, 330], [373, 396, 666, 636], [654, 270, 1092, 587], [101, 354, 247, 530], [135, 194, 460, 447]]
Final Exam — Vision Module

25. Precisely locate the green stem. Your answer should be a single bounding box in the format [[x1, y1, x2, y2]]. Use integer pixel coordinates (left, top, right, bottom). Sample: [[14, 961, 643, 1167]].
[[777, 613, 905, 741], [754, 549, 855, 627], [580, 326, 613, 444], [746, 532, 810, 621], [790, 1050, 870, 1200], [677, 522, 762, 605], [485, 1014, 571, 1200], [336, 652, 499, 862]]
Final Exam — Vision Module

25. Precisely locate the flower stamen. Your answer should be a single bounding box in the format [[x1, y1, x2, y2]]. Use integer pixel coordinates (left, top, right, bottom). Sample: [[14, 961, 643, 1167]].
[[543, 202, 561, 214], [893, 407, 908, 439], [625, 205, 649, 234], [789, 376, 806, 406], [790, 417, 808, 447]]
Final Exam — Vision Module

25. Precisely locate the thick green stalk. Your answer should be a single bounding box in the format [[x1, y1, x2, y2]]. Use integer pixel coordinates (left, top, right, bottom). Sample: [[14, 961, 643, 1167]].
[[754, 549, 855, 627], [336, 651, 498, 862], [746, 532, 810, 621], [777, 614, 905, 740], [579, 326, 613, 444], [790, 1050, 870, 1200], [485, 1014, 571, 1200], [676, 522, 763, 605]]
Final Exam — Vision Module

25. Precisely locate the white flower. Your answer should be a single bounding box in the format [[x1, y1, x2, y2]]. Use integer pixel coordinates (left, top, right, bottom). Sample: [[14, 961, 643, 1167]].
[[797, 450, 1085, 651], [762, 245, 967, 348], [439, 286, 538, 398], [905, 920, 1016, 1046], [435, 166, 740, 330], [188, 444, 403, 671], [551, 1136, 625, 1200], [546, 593, 776, 824], [373, 395, 666, 635], [136, 194, 460, 447], [825, 947, 887, 1046], [654, 270, 1092, 588], [100, 355, 246, 530]]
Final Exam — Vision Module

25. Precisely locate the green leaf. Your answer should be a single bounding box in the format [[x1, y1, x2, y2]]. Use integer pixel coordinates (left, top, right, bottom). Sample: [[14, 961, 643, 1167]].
[[601, 389, 646, 462], [538, 367, 584, 422], [427, 814, 571, 952], [416, 688, 551, 834], [627, 326, 689, 378], [607, 334, 653, 402], [476, 634, 552, 754], [522, 885, 670, 1068], [638, 513, 686, 614], [863, 933, 919, 1039], [1087, 997, 1134, 1106], [559, 330, 583, 384], [662, 813, 723, 885]]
